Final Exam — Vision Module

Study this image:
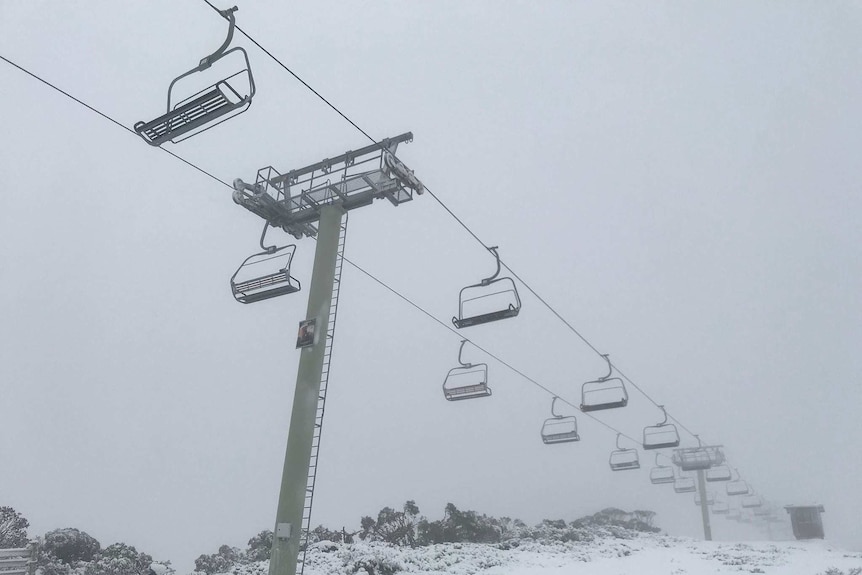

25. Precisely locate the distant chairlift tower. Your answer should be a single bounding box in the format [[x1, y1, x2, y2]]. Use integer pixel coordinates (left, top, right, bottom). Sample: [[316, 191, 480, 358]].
[[232, 133, 424, 575]]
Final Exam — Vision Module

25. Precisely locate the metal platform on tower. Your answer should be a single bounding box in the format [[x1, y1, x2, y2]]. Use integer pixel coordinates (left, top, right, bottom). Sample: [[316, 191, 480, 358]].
[[232, 132, 423, 239]]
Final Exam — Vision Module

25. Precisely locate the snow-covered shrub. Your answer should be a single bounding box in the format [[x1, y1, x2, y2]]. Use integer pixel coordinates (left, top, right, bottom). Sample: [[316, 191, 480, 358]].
[[194, 545, 240, 575], [0, 507, 30, 549], [83, 543, 153, 575], [42, 529, 101, 565], [244, 531, 272, 562]]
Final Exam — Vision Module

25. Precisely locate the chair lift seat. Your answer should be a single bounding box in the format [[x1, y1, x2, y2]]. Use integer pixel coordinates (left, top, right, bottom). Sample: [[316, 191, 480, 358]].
[[134, 8, 255, 146], [706, 465, 733, 482], [580, 377, 628, 412], [741, 495, 763, 508], [695, 492, 716, 506], [609, 449, 640, 471], [541, 416, 580, 444], [231, 245, 300, 304], [726, 480, 750, 496], [642, 424, 681, 450], [674, 477, 697, 493], [453, 247, 521, 329], [443, 362, 491, 401], [453, 279, 521, 328], [642, 406, 680, 450], [649, 465, 676, 484], [136, 80, 249, 146], [712, 502, 730, 514]]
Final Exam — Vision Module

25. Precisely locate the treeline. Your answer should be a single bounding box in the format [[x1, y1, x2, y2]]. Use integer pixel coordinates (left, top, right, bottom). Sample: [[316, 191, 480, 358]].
[[193, 502, 660, 573]]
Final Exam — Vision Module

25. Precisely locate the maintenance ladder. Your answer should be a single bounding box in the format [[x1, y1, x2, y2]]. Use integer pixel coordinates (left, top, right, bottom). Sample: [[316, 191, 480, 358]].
[[296, 216, 347, 575]]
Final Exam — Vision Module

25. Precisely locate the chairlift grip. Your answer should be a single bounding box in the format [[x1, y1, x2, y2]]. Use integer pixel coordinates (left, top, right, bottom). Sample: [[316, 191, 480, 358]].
[[657, 405, 669, 426], [457, 339, 471, 368], [259, 222, 277, 253], [200, 6, 239, 70], [479, 246, 502, 286], [599, 353, 612, 381], [550, 396, 564, 418], [164, 7, 250, 116]]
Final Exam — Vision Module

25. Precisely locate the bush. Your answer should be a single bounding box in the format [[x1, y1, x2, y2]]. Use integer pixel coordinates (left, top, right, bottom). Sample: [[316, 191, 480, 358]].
[[416, 503, 501, 545], [83, 543, 153, 575], [194, 545, 240, 575], [359, 502, 420, 547], [245, 531, 272, 562], [43, 528, 101, 564], [0, 507, 29, 549]]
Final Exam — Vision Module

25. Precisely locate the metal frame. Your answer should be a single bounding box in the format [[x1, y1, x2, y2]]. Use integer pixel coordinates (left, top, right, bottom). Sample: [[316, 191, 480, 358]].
[[230, 223, 300, 303], [452, 247, 521, 329], [540, 397, 580, 444], [642, 405, 680, 450], [443, 340, 491, 401], [672, 436, 725, 471], [579, 354, 628, 412], [135, 7, 256, 145], [233, 133, 423, 239], [609, 433, 640, 471]]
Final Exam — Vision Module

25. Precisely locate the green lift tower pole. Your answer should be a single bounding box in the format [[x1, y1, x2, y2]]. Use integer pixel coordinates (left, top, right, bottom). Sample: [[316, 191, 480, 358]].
[[696, 469, 712, 541], [269, 204, 345, 575], [231, 132, 423, 575]]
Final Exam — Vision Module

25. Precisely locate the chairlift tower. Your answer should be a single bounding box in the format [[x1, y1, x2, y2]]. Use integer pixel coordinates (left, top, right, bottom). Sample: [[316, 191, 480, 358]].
[[672, 437, 725, 541], [232, 133, 423, 575]]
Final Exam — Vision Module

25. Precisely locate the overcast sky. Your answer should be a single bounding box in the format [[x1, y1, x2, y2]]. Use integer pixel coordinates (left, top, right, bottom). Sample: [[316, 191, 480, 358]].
[[1, 1, 860, 571]]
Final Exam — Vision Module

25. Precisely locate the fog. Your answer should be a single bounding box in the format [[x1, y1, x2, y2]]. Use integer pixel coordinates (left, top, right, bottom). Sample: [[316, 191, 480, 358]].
[[1, 1, 859, 572]]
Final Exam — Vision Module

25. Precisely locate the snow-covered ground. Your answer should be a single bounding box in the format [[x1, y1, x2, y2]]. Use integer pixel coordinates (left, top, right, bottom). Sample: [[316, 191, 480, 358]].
[[281, 535, 862, 575]]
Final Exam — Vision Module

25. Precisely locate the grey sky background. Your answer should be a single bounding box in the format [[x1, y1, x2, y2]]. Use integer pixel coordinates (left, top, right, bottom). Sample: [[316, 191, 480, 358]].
[[1, 1, 860, 571]]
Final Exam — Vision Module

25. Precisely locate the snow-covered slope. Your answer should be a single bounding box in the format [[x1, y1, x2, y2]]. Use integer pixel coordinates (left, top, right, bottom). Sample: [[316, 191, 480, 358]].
[[232, 534, 862, 575]]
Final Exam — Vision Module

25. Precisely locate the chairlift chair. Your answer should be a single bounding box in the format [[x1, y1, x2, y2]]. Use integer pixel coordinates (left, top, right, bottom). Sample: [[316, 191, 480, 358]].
[[442, 340, 491, 401], [726, 470, 750, 496], [580, 354, 628, 412], [230, 224, 300, 304], [741, 494, 764, 509], [452, 247, 521, 329], [609, 433, 640, 471], [674, 474, 697, 493], [540, 397, 580, 444], [726, 481, 750, 496], [694, 491, 716, 506], [642, 405, 681, 450], [135, 6, 256, 146], [706, 464, 733, 482], [649, 453, 676, 484], [712, 501, 730, 515]]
